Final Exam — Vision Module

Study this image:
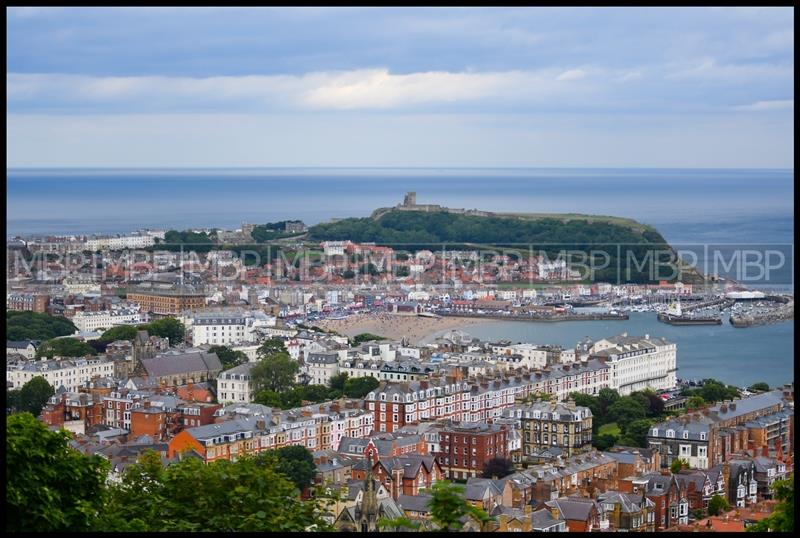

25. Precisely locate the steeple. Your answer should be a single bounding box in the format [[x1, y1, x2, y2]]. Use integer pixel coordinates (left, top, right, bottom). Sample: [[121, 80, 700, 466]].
[[358, 440, 380, 532]]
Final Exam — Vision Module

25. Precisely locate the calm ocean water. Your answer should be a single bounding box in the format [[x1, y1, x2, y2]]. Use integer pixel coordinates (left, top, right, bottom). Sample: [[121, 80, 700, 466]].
[[445, 313, 794, 389], [5, 168, 794, 387]]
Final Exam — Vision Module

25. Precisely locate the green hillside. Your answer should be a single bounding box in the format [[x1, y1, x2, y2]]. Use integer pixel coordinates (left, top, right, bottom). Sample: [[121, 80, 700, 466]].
[[307, 209, 691, 284]]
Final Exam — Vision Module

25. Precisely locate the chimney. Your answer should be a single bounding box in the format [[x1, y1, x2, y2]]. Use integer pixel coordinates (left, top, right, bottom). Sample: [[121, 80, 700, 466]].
[[524, 504, 532, 515], [549, 505, 560, 520], [720, 404, 728, 413], [144, 399, 151, 409], [729, 402, 736, 411], [256, 419, 265, 430]]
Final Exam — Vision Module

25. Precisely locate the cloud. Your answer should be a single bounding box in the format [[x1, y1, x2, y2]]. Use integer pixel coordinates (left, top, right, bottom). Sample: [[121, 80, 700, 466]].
[[735, 99, 794, 111], [7, 68, 597, 112], [665, 57, 793, 82], [556, 69, 587, 82]]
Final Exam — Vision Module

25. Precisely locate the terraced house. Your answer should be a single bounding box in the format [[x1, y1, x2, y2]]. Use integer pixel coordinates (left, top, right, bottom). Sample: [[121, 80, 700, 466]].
[[506, 399, 593, 462], [647, 387, 794, 471]]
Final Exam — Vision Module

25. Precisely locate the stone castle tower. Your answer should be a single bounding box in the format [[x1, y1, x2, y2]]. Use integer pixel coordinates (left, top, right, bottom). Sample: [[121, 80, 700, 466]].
[[402, 192, 417, 207]]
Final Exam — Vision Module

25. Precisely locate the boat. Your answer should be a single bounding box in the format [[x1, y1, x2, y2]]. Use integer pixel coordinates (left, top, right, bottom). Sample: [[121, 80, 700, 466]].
[[656, 299, 722, 325]]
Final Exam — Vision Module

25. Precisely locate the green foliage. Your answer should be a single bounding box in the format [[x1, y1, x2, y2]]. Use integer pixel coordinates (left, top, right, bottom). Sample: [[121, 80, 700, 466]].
[[7, 413, 110, 532], [160, 230, 214, 252], [607, 396, 647, 432], [747, 476, 793, 532], [265, 445, 316, 493], [395, 266, 410, 277], [482, 458, 515, 479], [707, 494, 730, 516], [343, 376, 380, 399], [258, 337, 288, 357], [7, 376, 55, 416], [145, 317, 185, 344], [250, 353, 299, 393], [342, 269, 356, 279], [593, 433, 618, 451], [687, 395, 706, 411], [6, 310, 77, 341], [682, 379, 739, 405], [208, 345, 248, 370], [101, 452, 329, 531], [328, 372, 349, 394], [307, 209, 674, 283], [351, 332, 386, 345], [670, 458, 690, 474], [425, 481, 493, 531], [36, 337, 97, 359], [617, 419, 654, 448], [98, 324, 139, 343], [747, 382, 770, 392], [570, 392, 601, 418]]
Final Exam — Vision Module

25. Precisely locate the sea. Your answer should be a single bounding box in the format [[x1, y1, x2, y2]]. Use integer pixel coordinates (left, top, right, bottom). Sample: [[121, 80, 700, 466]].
[[6, 167, 794, 387]]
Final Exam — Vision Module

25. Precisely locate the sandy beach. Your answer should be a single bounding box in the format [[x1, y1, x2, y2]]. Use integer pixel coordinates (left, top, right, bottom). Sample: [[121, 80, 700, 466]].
[[317, 313, 496, 345]]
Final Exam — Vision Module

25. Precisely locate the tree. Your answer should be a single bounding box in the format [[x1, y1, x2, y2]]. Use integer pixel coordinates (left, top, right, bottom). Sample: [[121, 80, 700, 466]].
[[208, 345, 248, 370], [378, 515, 421, 531], [425, 481, 493, 532], [268, 445, 316, 493], [253, 389, 283, 408], [328, 373, 349, 395], [670, 458, 690, 474], [686, 395, 706, 411], [145, 317, 185, 344], [10, 376, 55, 416], [101, 452, 329, 531], [707, 494, 730, 516], [98, 324, 139, 343], [593, 433, 618, 451], [617, 419, 653, 448], [6, 310, 77, 341], [257, 337, 288, 358], [7, 413, 110, 532], [343, 376, 380, 399], [607, 396, 647, 431], [598, 388, 620, 415], [36, 337, 97, 359], [569, 392, 600, 418], [351, 333, 385, 345], [747, 476, 793, 532], [482, 458, 515, 479], [747, 382, 770, 392], [250, 353, 299, 393]]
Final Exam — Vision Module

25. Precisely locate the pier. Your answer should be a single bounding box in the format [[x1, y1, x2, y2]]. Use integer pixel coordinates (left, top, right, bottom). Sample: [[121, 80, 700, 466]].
[[433, 310, 629, 322]]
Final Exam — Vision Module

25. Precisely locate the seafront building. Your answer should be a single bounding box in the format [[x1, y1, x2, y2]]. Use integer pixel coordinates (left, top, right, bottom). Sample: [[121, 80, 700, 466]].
[[589, 334, 677, 395]]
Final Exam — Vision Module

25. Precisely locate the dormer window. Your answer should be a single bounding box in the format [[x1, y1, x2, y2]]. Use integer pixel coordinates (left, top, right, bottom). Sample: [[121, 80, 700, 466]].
[[652, 428, 659, 436], [683, 431, 689, 439], [699, 432, 706, 441], [666, 429, 675, 438]]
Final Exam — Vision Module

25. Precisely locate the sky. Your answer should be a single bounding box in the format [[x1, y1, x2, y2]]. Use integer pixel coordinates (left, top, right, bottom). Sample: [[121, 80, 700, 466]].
[[6, 7, 795, 168]]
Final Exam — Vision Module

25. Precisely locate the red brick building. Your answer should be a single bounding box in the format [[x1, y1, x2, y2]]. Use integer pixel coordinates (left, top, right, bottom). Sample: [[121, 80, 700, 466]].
[[41, 392, 104, 432], [352, 452, 443, 500], [438, 421, 508, 480], [7, 292, 50, 313]]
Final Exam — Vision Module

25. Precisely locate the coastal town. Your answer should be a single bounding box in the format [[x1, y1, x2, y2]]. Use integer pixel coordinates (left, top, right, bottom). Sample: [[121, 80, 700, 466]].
[[6, 200, 795, 532], [7, 6, 794, 534]]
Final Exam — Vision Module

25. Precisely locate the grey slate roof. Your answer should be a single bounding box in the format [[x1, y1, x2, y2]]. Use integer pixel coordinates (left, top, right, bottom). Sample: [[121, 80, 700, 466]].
[[141, 351, 222, 378], [397, 493, 433, 514]]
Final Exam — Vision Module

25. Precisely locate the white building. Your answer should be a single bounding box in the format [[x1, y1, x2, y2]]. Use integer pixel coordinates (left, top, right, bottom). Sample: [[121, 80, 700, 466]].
[[305, 352, 340, 386], [6, 340, 39, 359], [85, 234, 155, 251], [590, 333, 677, 395], [217, 363, 256, 404], [322, 241, 349, 256], [6, 358, 116, 392], [71, 309, 144, 333], [189, 308, 275, 346]]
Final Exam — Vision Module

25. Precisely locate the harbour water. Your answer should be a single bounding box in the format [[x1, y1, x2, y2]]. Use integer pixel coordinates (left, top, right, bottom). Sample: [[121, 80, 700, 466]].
[[443, 312, 794, 389]]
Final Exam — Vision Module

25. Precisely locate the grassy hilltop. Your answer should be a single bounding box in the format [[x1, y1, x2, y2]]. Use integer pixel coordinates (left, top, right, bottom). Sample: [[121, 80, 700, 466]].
[[308, 208, 699, 284]]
